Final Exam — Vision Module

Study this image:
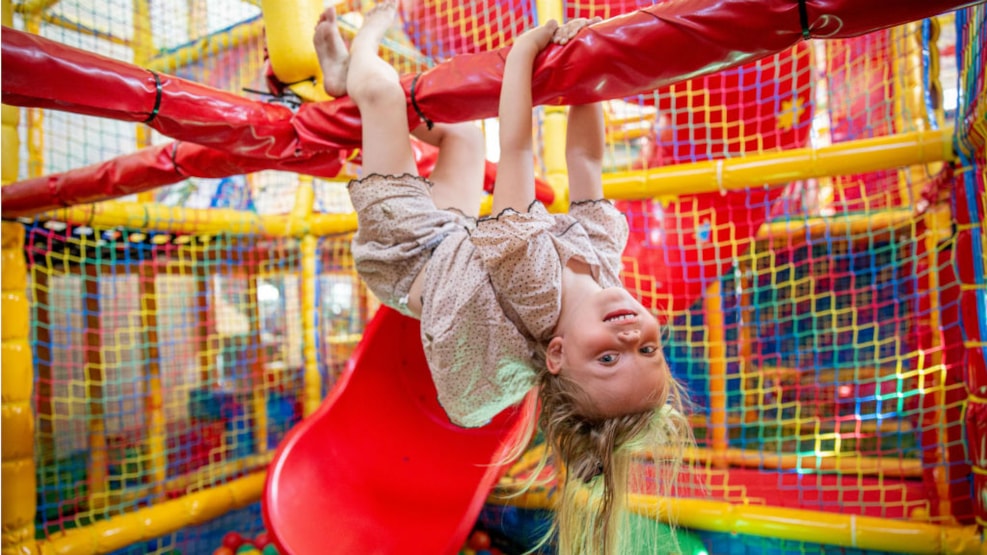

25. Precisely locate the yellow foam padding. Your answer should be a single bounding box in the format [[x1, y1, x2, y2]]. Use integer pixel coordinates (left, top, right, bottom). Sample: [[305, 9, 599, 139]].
[[1, 402, 34, 460], [261, 0, 332, 102], [0, 341, 32, 402], [2, 105, 20, 183], [1, 247, 26, 290], [1, 458, 37, 529], [1, 292, 29, 341]]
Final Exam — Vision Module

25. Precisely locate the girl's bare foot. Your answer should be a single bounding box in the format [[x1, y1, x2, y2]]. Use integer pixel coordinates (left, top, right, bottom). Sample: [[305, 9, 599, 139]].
[[313, 7, 350, 98], [351, 0, 398, 52], [552, 16, 601, 45]]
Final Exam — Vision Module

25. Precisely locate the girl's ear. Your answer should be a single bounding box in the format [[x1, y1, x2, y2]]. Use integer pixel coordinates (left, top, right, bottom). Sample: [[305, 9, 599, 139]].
[[546, 336, 564, 375]]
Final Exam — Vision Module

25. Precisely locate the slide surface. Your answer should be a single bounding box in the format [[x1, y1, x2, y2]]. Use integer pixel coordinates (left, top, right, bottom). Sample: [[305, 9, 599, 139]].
[[263, 307, 527, 554]]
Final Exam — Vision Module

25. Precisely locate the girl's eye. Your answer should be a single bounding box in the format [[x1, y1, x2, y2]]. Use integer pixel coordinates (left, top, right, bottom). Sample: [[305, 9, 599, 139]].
[[598, 353, 617, 364], [640, 345, 657, 355]]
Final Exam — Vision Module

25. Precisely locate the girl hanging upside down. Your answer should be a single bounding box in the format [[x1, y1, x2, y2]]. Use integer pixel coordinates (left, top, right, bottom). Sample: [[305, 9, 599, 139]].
[[314, 3, 692, 553]]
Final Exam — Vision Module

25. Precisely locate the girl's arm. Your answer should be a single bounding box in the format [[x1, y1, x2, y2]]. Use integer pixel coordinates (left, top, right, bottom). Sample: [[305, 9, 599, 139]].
[[565, 102, 605, 202], [491, 21, 558, 215]]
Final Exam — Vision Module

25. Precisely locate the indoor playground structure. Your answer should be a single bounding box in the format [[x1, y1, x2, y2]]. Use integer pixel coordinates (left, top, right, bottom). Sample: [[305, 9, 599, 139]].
[[1, 0, 986, 553]]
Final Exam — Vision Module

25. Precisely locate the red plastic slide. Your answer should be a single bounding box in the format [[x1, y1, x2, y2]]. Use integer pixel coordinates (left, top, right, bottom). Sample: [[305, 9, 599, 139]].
[[263, 307, 529, 554]]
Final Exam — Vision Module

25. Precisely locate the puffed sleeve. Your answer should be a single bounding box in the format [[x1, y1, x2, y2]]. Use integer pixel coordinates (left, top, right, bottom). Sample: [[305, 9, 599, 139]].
[[469, 205, 562, 340], [568, 200, 629, 277]]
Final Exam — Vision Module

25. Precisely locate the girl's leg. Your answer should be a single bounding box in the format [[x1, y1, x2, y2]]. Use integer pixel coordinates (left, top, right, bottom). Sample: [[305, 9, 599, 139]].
[[411, 123, 486, 218], [316, 0, 417, 177]]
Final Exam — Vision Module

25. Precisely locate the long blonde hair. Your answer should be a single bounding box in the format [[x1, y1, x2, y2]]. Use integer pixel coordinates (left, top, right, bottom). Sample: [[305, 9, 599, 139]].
[[504, 352, 693, 555]]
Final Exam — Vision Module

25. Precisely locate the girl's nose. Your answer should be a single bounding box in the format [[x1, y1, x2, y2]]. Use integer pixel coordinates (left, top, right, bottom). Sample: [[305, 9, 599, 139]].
[[617, 329, 641, 343]]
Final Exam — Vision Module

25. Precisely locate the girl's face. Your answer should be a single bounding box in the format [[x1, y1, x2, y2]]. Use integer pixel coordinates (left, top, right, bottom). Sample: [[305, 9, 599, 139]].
[[546, 288, 668, 417]]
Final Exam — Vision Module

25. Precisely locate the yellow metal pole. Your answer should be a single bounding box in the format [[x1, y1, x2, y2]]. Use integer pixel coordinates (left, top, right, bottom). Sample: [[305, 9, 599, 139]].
[[11, 0, 59, 15], [757, 205, 951, 245], [535, 0, 568, 213], [291, 176, 322, 416], [300, 234, 320, 416], [246, 256, 269, 455], [922, 204, 956, 524], [496, 488, 985, 555], [30, 127, 948, 238], [36, 472, 265, 555], [703, 280, 729, 466], [604, 128, 956, 199], [146, 19, 265, 74], [672, 445, 922, 477], [133, 0, 155, 203], [128, 0, 168, 502], [896, 17, 958, 525], [1, 105, 18, 185], [2, 222, 39, 554], [22, 15, 45, 180], [38, 202, 355, 238]]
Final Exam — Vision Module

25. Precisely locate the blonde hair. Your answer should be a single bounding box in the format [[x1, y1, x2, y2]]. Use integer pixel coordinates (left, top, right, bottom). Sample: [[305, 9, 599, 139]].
[[504, 350, 694, 555]]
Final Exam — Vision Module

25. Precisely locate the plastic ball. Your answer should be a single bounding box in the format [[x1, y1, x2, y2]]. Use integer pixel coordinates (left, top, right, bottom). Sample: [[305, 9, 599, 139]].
[[236, 547, 261, 555], [468, 530, 491, 551], [254, 531, 271, 548], [460, 550, 476, 555], [262, 545, 280, 555], [222, 532, 245, 549], [213, 547, 235, 555]]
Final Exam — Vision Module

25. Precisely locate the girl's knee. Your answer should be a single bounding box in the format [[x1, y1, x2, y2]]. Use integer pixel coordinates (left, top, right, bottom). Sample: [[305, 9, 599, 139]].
[[445, 122, 485, 151], [348, 69, 405, 109]]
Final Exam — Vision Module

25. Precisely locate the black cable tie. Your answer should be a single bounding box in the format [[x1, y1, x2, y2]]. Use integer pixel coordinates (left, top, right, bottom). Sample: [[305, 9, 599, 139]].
[[797, 0, 811, 40], [170, 142, 187, 176], [410, 73, 434, 130], [144, 70, 163, 123]]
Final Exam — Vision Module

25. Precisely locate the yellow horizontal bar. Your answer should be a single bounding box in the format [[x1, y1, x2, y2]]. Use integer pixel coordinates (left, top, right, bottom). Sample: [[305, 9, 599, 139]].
[[13, 0, 61, 15], [37, 471, 264, 555], [604, 128, 955, 199], [146, 19, 265, 74], [39, 202, 356, 237], [673, 446, 921, 478], [757, 204, 950, 243], [496, 489, 984, 555], [689, 413, 913, 436]]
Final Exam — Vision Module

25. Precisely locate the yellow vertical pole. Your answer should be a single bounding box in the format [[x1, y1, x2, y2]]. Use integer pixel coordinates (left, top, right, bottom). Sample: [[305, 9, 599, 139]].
[[923, 206, 956, 524], [301, 234, 320, 416], [535, 0, 568, 213], [891, 22, 942, 203], [291, 177, 321, 416], [739, 256, 756, 424], [133, 0, 155, 203], [704, 280, 729, 466], [892, 21, 957, 524], [1, 104, 19, 185], [246, 256, 269, 454], [20, 13, 45, 180], [133, 0, 165, 480]]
